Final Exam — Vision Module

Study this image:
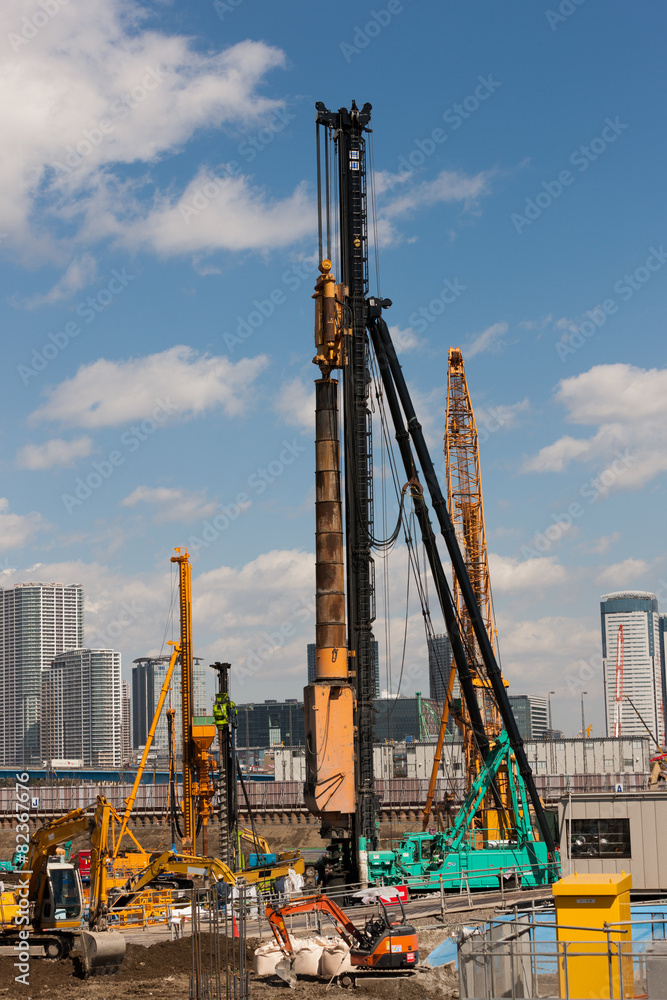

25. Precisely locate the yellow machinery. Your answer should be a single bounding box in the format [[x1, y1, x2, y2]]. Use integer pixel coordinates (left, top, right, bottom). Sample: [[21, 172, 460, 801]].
[[423, 347, 511, 836], [0, 796, 126, 976], [171, 548, 217, 855], [109, 848, 303, 912], [553, 872, 633, 999]]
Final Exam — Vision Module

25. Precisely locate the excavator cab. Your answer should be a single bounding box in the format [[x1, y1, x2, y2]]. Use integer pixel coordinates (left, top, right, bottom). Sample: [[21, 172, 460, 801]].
[[359, 899, 418, 970], [40, 861, 83, 929]]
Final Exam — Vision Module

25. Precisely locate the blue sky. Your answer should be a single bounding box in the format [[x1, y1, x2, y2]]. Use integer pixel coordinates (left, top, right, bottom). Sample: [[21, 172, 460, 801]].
[[1, 0, 665, 737]]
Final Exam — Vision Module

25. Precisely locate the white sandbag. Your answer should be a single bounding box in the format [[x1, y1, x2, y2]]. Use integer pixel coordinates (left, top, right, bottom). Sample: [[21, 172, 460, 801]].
[[292, 941, 323, 976], [319, 943, 353, 977], [253, 942, 283, 976]]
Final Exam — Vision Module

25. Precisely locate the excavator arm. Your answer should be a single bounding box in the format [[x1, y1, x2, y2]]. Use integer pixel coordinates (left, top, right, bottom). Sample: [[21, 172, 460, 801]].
[[266, 893, 364, 955], [24, 809, 95, 904], [110, 849, 303, 911]]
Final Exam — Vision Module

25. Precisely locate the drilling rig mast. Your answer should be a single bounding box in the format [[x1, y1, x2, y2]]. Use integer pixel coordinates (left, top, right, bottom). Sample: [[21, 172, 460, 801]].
[[304, 101, 377, 885], [305, 100, 557, 888], [170, 548, 216, 855]]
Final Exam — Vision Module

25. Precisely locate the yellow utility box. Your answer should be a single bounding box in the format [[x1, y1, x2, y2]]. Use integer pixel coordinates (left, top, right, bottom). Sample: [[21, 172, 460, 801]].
[[553, 871, 633, 999]]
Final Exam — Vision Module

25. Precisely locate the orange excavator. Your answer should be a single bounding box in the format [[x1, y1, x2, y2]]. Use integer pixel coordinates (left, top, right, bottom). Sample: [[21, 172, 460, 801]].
[[266, 893, 418, 972]]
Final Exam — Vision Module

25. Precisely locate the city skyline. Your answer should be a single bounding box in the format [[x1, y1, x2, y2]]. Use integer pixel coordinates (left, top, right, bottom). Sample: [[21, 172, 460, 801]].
[[0, 3, 665, 742]]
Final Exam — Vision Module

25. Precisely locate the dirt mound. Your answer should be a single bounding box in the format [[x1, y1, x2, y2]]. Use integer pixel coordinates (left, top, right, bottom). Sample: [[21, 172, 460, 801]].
[[0, 934, 260, 996]]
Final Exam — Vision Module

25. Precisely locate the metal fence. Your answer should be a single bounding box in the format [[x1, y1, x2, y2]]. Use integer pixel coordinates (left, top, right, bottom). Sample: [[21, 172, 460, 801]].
[[458, 906, 667, 999], [0, 773, 651, 821]]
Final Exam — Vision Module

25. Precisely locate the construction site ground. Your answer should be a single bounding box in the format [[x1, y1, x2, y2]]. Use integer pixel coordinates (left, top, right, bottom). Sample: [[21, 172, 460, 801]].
[[0, 897, 521, 1000]]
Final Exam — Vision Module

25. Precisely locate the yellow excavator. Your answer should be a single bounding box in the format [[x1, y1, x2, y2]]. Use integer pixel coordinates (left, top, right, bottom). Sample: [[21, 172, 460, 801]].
[[108, 846, 304, 912], [0, 796, 126, 977]]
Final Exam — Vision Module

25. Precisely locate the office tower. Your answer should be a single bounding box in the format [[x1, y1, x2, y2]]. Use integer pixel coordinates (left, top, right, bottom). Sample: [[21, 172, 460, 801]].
[[121, 680, 131, 763], [529, 696, 548, 739], [427, 633, 453, 703], [601, 591, 664, 743], [131, 655, 207, 753], [41, 649, 122, 767], [235, 699, 304, 749], [308, 641, 380, 696], [0, 582, 83, 766]]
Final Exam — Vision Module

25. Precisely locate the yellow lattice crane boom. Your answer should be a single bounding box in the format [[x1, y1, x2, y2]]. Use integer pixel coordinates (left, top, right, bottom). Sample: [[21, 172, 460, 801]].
[[422, 348, 511, 834], [446, 347, 496, 660]]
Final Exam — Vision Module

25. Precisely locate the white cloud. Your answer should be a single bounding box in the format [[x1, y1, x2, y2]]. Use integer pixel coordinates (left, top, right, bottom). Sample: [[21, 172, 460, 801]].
[[16, 436, 93, 470], [382, 169, 492, 219], [522, 364, 667, 490], [462, 321, 509, 358], [274, 376, 315, 432], [29, 346, 269, 428], [497, 614, 600, 695], [0, 2, 309, 258], [121, 486, 219, 523], [121, 172, 314, 256], [0, 499, 44, 550], [595, 558, 651, 589], [523, 435, 590, 473], [476, 398, 530, 436], [582, 532, 620, 555], [21, 254, 97, 309], [488, 553, 567, 593], [0, 550, 316, 694], [389, 324, 423, 354]]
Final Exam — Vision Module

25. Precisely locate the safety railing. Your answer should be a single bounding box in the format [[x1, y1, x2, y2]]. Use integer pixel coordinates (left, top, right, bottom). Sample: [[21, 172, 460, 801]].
[[458, 907, 667, 999]]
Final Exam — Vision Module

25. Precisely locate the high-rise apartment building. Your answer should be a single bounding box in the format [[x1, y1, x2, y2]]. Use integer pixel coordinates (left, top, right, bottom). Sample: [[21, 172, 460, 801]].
[[0, 582, 83, 766], [41, 649, 122, 767], [131, 655, 207, 753], [307, 642, 380, 696], [427, 633, 453, 703], [121, 680, 131, 764], [601, 591, 665, 743]]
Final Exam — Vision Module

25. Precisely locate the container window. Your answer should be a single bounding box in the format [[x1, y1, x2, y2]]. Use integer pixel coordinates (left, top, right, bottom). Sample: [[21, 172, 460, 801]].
[[571, 818, 631, 858]]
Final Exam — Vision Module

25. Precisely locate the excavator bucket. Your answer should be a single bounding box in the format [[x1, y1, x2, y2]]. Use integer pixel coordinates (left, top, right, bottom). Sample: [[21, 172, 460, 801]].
[[72, 929, 126, 978]]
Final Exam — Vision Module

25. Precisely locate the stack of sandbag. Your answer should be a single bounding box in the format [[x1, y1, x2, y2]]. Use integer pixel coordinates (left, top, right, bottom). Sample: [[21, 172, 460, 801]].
[[254, 935, 353, 978]]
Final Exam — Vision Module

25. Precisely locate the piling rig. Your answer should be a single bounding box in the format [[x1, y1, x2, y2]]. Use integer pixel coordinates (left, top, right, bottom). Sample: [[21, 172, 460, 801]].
[[305, 101, 558, 890]]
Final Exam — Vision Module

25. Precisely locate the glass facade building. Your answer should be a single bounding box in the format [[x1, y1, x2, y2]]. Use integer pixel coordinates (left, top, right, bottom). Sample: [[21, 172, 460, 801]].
[[0, 582, 83, 766], [235, 699, 304, 749], [427, 633, 453, 703], [131, 655, 207, 752], [41, 648, 122, 767]]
